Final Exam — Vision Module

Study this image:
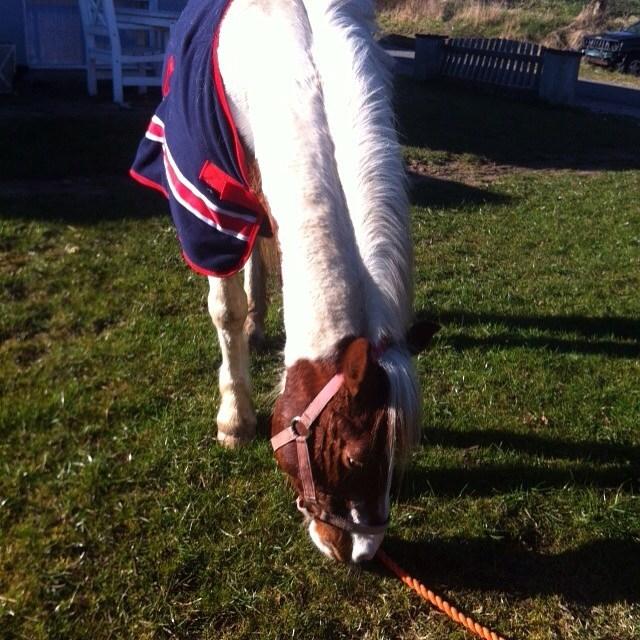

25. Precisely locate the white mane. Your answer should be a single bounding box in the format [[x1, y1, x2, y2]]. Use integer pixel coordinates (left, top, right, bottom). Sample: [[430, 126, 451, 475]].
[[303, 0, 412, 343], [303, 0, 419, 457]]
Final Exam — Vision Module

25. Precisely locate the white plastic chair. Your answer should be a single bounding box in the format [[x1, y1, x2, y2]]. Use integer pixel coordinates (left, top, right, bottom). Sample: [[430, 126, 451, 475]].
[[0, 43, 16, 94], [78, 0, 180, 104]]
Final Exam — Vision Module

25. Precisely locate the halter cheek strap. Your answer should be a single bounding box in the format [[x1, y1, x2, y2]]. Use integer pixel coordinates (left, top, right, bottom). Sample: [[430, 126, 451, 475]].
[[270, 361, 389, 537], [270, 373, 344, 505]]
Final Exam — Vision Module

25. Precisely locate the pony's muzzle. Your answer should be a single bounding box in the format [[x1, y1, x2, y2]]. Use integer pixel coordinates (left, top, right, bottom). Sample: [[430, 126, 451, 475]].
[[308, 518, 384, 563], [350, 530, 384, 563], [309, 518, 353, 562]]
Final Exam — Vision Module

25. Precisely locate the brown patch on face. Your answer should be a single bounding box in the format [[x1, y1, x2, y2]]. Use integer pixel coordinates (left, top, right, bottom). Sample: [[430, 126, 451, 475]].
[[271, 337, 391, 556], [313, 520, 352, 562]]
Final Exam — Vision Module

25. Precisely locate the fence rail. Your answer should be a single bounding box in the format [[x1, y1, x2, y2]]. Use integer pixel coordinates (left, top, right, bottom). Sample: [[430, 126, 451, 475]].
[[441, 37, 543, 93], [414, 34, 582, 104]]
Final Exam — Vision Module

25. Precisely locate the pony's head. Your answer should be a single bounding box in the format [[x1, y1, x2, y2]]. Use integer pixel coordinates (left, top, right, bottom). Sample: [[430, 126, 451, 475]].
[[271, 323, 438, 562]]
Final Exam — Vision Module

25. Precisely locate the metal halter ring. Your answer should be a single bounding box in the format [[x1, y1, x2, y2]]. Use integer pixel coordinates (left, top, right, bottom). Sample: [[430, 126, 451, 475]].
[[289, 416, 310, 439]]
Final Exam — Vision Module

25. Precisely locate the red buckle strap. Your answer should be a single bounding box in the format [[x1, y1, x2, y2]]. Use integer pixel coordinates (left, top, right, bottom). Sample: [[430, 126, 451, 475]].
[[199, 160, 266, 215]]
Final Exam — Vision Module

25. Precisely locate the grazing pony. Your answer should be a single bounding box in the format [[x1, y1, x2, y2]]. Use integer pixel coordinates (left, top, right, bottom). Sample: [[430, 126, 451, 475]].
[[132, 0, 435, 563]]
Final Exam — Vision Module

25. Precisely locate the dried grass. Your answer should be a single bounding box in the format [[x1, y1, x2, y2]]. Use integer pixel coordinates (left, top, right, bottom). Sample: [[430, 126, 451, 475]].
[[456, 1, 509, 27], [377, 0, 530, 34], [542, 0, 611, 48], [377, 0, 450, 22], [377, 0, 637, 48]]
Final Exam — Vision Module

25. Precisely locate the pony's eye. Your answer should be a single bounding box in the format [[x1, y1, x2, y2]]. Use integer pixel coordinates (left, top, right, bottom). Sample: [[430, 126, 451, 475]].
[[347, 456, 363, 469]]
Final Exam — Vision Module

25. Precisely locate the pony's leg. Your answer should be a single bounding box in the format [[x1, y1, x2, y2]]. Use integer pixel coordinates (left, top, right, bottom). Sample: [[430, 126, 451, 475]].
[[243, 238, 267, 350], [208, 274, 256, 447]]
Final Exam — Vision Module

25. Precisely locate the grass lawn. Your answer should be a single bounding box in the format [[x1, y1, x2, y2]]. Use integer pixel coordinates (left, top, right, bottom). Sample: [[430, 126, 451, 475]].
[[579, 61, 640, 90], [1, 78, 639, 639]]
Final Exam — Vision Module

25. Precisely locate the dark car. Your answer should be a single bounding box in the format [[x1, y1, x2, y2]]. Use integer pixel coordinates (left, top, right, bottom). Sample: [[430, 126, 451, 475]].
[[582, 21, 640, 75]]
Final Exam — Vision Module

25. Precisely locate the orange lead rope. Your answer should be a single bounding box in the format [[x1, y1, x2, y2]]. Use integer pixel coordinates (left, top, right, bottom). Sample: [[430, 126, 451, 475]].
[[376, 549, 509, 640]]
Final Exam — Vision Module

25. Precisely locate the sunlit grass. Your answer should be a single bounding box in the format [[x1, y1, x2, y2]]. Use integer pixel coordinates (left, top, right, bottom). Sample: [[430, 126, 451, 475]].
[[1, 80, 639, 639]]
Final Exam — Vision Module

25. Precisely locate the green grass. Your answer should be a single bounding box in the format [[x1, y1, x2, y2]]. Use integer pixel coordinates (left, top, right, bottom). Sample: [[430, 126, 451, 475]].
[[1, 81, 639, 639]]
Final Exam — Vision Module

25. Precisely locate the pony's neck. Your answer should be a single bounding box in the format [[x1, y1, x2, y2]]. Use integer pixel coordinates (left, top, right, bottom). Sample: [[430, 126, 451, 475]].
[[276, 185, 365, 366], [217, 0, 369, 365]]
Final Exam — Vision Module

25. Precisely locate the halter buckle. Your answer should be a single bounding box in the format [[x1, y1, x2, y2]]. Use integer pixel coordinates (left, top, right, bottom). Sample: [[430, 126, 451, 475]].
[[290, 415, 310, 439]]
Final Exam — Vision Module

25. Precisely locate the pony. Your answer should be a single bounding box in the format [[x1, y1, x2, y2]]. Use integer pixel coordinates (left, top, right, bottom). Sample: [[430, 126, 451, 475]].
[[133, 0, 436, 563]]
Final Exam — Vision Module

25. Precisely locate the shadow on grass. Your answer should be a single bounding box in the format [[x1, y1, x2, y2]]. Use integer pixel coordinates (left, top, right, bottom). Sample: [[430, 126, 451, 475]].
[[409, 172, 511, 209], [399, 425, 638, 497], [446, 334, 640, 358], [0, 81, 165, 224], [420, 425, 639, 465], [373, 535, 640, 605], [254, 332, 286, 354], [415, 309, 640, 358], [0, 180, 164, 224], [0, 168, 506, 228], [400, 458, 638, 498], [256, 412, 273, 441], [435, 311, 640, 341], [396, 77, 640, 172]]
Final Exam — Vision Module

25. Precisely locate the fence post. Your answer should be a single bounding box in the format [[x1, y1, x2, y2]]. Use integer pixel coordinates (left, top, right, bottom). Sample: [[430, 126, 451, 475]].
[[414, 34, 446, 81], [538, 48, 581, 105]]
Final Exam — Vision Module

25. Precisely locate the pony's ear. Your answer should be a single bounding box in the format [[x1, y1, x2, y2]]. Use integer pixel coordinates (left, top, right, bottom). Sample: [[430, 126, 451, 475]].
[[407, 320, 440, 354], [341, 337, 369, 396]]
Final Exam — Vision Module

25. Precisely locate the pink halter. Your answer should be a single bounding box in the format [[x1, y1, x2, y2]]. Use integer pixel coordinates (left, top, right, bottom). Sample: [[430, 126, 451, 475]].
[[270, 346, 390, 536]]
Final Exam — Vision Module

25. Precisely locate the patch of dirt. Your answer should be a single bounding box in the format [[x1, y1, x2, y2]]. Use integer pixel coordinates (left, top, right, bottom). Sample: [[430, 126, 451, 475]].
[[408, 158, 520, 186], [407, 153, 633, 187]]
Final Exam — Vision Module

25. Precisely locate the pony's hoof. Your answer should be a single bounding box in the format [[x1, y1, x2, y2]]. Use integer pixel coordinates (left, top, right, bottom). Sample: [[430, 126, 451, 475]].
[[217, 430, 253, 448], [216, 396, 256, 447]]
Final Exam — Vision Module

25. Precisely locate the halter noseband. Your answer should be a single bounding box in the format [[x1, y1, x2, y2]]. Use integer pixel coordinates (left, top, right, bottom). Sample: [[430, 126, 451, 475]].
[[270, 360, 389, 537]]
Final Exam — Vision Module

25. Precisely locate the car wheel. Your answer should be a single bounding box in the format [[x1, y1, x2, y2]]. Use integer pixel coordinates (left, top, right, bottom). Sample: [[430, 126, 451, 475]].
[[628, 58, 640, 76]]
